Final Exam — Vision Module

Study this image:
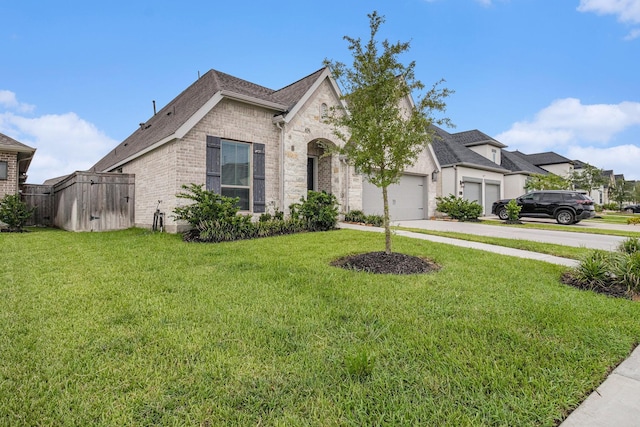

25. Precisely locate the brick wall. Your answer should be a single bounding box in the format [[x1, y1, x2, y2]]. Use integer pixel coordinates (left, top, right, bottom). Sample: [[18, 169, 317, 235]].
[[0, 151, 18, 198]]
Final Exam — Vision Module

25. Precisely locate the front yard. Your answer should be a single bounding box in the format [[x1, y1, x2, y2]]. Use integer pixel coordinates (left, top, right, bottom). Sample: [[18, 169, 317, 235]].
[[2, 228, 640, 426]]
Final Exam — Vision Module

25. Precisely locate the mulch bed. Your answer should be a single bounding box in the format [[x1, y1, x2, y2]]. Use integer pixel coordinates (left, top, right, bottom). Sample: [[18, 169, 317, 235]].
[[331, 251, 440, 275], [561, 271, 632, 299]]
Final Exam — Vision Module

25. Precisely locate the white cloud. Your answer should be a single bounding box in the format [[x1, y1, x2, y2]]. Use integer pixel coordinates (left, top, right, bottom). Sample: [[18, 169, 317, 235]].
[[496, 98, 640, 180], [567, 144, 640, 180], [0, 90, 35, 113], [578, 0, 640, 23], [578, 0, 640, 39], [0, 104, 117, 184]]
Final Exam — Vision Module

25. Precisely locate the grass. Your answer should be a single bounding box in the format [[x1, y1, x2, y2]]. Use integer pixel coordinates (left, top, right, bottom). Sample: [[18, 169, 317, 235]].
[[481, 218, 640, 238], [591, 212, 640, 225], [2, 228, 640, 426], [396, 227, 591, 260]]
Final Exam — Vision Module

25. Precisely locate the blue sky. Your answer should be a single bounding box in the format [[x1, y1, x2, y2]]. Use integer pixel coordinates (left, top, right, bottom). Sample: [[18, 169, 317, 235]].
[[1, 0, 639, 184]]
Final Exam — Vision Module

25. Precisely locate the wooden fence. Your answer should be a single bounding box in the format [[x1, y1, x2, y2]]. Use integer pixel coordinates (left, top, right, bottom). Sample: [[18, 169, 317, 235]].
[[21, 172, 135, 232], [21, 184, 54, 227]]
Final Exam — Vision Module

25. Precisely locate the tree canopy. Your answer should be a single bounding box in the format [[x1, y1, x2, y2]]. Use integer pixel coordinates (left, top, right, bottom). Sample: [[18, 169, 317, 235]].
[[324, 11, 453, 253]]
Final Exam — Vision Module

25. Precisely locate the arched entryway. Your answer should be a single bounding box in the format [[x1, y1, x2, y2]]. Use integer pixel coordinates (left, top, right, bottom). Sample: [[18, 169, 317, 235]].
[[307, 140, 334, 193]]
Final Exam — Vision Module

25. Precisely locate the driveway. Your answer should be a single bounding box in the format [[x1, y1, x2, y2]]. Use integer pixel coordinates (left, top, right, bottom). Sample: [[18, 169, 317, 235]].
[[392, 217, 632, 251]]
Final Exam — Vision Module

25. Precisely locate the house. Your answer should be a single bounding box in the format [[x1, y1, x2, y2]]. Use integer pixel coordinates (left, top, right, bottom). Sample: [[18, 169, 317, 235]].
[[431, 127, 509, 215], [0, 132, 36, 199], [510, 151, 574, 177], [90, 67, 442, 232]]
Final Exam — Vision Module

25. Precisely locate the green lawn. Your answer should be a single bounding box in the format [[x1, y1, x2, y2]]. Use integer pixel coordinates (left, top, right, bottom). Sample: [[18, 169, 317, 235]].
[[2, 228, 640, 426], [482, 218, 640, 238]]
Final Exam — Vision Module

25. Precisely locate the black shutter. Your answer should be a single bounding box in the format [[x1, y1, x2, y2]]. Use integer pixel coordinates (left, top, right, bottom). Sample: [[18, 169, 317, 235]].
[[206, 136, 221, 193], [253, 143, 265, 213]]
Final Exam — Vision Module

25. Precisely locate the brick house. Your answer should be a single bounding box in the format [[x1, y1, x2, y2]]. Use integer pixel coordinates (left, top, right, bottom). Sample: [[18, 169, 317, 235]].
[[91, 67, 441, 232], [0, 132, 36, 199]]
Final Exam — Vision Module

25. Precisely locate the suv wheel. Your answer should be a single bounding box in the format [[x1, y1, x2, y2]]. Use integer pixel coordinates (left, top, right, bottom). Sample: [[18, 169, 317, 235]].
[[556, 210, 575, 225], [497, 206, 509, 220]]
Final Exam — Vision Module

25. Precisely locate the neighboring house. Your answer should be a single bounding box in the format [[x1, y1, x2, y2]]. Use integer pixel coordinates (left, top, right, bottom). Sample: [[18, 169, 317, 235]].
[[90, 67, 441, 231], [500, 150, 548, 197], [510, 151, 574, 177], [0, 132, 36, 199], [431, 127, 510, 215]]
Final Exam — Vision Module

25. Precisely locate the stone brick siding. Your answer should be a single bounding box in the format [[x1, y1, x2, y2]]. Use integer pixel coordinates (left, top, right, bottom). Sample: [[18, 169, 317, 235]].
[[0, 152, 18, 198]]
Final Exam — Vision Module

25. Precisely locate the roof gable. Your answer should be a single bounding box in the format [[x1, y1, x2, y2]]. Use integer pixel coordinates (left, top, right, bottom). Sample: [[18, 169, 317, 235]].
[[0, 132, 35, 153], [451, 130, 506, 148], [92, 67, 330, 172], [430, 126, 509, 173], [501, 150, 548, 175]]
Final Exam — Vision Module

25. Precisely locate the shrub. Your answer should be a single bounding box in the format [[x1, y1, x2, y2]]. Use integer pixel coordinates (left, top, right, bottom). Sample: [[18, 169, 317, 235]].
[[603, 202, 618, 211], [570, 240, 640, 297], [611, 252, 640, 293], [627, 217, 640, 226], [173, 184, 240, 227], [619, 237, 640, 254], [0, 193, 34, 232], [344, 210, 366, 223], [594, 204, 603, 213], [436, 195, 483, 221], [298, 191, 339, 231], [572, 250, 614, 290], [505, 199, 522, 221], [365, 214, 384, 227]]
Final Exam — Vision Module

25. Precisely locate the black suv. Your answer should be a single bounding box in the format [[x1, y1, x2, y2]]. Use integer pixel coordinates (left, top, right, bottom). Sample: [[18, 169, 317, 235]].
[[491, 190, 596, 225]]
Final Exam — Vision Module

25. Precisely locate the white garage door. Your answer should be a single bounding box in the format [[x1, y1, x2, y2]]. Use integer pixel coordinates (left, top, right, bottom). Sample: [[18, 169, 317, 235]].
[[362, 175, 426, 221], [484, 183, 500, 215], [463, 181, 481, 204]]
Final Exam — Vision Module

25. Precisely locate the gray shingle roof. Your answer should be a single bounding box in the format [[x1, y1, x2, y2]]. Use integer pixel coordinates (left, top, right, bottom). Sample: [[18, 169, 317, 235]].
[[92, 67, 326, 173], [430, 126, 509, 172], [512, 151, 572, 166], [501, 150, 548, 175], [451, 130, 506, 148], [0, 132, 35, 153]]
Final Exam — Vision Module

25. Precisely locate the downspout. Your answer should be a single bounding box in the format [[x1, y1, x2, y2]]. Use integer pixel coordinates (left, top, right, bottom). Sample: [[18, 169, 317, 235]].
[[339, 155, 349, 212], [275, 118, 285, 213]]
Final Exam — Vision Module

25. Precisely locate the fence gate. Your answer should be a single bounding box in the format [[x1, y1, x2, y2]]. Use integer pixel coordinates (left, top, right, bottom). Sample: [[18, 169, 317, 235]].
[[21, 184, 54, 226]]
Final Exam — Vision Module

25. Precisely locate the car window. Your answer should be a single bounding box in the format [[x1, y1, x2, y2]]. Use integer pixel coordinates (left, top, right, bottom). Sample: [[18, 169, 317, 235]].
[[541, 193, 562, 202]]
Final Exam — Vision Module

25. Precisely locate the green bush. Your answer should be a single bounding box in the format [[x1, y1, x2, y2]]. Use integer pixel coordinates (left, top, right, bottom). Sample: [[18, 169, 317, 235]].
[[343, 210, 383, 227], [505, 199, 522, 221], [365, 214, 384, 227], [0, 193, 34, 232], [344, 210, 366, 223], [627, 217, 640, 226], [594, 204, 603, 213], [436, 195, 483, 221], [173, 184, 240, 227], [298, 190, 339, 231], [619, 237, 640, 254], [603, 202, 619, 211], [571, 238, 640, 296]]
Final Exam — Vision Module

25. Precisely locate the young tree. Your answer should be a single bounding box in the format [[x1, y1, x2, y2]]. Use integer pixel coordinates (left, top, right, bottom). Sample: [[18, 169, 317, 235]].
[[571, 163, 606, 198], [324, 11, 453, 254], [524, 173, 571, 191], [0, 193, 34, 232], [609, 179, 632, 210]]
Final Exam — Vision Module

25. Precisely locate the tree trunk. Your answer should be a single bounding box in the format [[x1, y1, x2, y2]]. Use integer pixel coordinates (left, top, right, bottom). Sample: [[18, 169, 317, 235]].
[[382, 185, 392, 254]]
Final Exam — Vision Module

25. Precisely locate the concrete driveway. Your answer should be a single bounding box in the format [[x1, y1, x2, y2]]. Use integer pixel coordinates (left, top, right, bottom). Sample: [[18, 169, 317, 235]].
[[392, 217, 635, 251]]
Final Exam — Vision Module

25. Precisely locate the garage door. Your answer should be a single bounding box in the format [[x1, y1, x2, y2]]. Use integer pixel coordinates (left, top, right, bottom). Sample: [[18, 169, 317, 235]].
[[484, 183, 500, 215], [362, 174, 426, 221], [463, 181, 481, 204]]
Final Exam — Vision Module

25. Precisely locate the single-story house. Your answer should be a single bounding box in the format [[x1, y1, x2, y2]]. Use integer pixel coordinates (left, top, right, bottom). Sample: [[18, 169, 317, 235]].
[[0, 132, 36, 199], [89, 67, 442, 231]]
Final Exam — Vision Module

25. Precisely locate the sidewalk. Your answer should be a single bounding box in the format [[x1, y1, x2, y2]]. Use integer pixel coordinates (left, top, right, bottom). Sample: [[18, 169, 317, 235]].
[[339, 221, 640, 427]]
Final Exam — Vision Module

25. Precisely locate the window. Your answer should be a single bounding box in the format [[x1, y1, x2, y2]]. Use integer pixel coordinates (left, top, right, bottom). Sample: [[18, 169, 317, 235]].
[[0, 161, 7, 180], [221, 140, 250, 210], [320, 103, 328, 119], [206, 136, 265, 213]]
